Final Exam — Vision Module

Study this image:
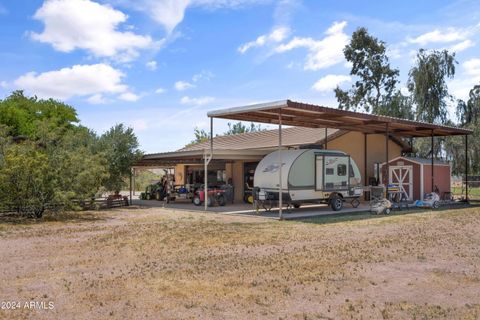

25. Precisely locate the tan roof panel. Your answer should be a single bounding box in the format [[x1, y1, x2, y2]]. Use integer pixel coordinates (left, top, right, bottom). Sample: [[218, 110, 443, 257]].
[[178, 127, 342, 152]]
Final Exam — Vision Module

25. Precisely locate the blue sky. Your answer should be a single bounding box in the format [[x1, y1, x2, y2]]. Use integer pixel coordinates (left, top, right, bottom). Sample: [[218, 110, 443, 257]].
[[1, 0, 480, 153]]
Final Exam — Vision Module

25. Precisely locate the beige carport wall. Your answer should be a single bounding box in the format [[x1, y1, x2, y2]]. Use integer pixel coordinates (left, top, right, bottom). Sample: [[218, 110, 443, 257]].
[[207, 100, 472, 219]]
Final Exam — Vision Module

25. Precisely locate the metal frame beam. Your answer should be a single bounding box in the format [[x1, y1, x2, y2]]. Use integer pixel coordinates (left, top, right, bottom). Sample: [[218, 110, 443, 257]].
[[278, 110, 283, 220], [385, 123, 389, 197], [431, 130, 435, 193], [466, 134, 469, 202], [204, 117, 214, 211]]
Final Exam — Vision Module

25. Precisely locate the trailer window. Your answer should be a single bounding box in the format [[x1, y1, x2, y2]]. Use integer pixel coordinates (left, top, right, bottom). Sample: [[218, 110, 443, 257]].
[[337, 164, 347, 176], [326, 168, 334, 175]]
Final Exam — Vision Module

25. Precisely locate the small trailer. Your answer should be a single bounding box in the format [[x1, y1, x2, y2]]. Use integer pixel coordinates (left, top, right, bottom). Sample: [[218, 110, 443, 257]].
[[254, 149, 363, 211]]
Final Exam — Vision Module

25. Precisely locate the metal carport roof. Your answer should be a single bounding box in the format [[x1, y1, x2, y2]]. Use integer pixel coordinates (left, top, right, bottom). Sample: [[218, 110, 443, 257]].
[[207, 100, 472, 137]]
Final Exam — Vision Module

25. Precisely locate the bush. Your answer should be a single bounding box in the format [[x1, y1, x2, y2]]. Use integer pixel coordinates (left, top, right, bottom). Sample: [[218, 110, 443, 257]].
[[0, 142, 53, 217]]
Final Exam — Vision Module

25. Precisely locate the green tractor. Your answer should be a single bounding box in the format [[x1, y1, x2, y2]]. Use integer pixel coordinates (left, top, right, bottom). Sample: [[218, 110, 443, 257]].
[[139, 181, 167, 201]]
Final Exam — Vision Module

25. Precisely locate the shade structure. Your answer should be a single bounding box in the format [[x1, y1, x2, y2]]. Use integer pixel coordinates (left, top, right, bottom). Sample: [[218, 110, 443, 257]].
[[207, 100, 472, 137], [207, 100, 472, 218]]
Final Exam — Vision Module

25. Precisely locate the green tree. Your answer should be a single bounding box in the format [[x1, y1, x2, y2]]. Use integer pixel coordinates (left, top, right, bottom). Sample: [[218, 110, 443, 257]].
[[0, 125, 10, 165], [445, 84, 480, 175], [184, 127, 210, 148], [99, 124, 142, 192], [48, 129, 108, 207], [132, 169, 162, 191], [186, 121, 264, 148], [0, 92, 143, 217], [335, 27, 399, 114], [456, 85, 480, 126], [0, 142, 53, 217], [407, 49, 456, 124], [224, 122, 263, 135], [376, 90, 414, 120], [0, 91, 78, 138]]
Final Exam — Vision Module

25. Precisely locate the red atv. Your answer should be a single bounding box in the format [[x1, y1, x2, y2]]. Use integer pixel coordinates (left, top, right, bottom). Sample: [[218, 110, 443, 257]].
[[192, 188, 227, 207]]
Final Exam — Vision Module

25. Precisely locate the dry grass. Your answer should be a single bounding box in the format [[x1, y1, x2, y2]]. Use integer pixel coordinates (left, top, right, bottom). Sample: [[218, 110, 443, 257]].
[[0, 206, 479, 319]]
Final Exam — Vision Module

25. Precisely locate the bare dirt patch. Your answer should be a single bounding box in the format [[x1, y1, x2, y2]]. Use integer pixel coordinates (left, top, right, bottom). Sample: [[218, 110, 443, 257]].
[[0, 207, 479, 319]]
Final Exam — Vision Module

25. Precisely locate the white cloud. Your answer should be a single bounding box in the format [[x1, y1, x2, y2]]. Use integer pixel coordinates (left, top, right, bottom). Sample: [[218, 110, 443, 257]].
[[31, 0, 153, 62], [192, 70, 214, 82], [14, 63, 129, 100], [174, 80, 195, 91], [136, 0, 190, 34], [146, 60, 157, 70], [274, 21, 349, 70], [119, 92, 141, 101], [129, 0, 269, 34], [0, 81, 8, 89], [312, 74, 351, 92], [191, 0, 271, 9], [238, 27, 290, 54], [449, 58, 480, 100], [130, 119, 149, 131], [87, 93, 109, 104], [180, 96, 215, 105], [408, 28, 465, 45], [448, 39, 475, 53], [463, 58, 480, 76], [155, 87, 166, 94]]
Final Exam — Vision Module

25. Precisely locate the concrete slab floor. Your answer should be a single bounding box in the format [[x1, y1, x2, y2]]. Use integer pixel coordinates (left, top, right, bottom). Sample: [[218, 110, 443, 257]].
[[132, 199, 371, 220]]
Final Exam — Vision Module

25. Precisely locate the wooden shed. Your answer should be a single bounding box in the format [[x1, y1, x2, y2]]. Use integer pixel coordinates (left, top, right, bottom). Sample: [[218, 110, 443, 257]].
[[380, 157, 451, 201]]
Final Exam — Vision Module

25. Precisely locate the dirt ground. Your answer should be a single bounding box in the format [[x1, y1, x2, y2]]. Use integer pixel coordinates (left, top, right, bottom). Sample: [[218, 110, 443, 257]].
[[0, 206, 479, 320]]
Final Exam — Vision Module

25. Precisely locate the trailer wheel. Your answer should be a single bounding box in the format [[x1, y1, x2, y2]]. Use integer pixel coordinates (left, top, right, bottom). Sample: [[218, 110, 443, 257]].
[[330, 195, 343, 211], [384, 208, 391, 215], [193, 195, 202, 206]]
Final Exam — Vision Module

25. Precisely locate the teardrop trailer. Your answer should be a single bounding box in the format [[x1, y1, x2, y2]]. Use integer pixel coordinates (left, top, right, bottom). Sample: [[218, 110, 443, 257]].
[[253, 149, 363, 212]]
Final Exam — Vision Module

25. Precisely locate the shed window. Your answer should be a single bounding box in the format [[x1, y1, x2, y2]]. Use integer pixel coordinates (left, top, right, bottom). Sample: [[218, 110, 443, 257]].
[[337, 164, 347, 176]]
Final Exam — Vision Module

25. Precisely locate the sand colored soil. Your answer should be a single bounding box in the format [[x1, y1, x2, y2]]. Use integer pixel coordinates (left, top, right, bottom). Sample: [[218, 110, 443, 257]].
[[0, 207, 479, 319]]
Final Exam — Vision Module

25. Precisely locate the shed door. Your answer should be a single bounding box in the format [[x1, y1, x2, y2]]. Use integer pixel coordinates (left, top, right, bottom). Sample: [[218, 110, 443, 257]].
[[389, 166, 413, 201]]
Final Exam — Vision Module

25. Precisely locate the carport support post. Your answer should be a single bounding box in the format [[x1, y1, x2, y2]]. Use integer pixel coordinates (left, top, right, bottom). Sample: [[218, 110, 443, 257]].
[[431, 131, 434, 193], [364, 133, 367, 186], [129, 168, 133, 205], [324, 127, 328, 149], [465, 134, 469, 201], [385, 123, 389, 198], [132, 168, 136, 195], [278, 111, 283, 220], [204, 117, 214, 211]]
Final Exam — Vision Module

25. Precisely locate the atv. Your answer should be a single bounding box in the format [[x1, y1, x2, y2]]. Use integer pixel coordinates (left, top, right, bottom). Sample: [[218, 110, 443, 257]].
[[192, 187, 227, 207]]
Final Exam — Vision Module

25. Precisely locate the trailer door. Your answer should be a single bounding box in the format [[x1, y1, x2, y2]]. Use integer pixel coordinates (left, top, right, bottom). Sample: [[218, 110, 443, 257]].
[[324, 155, 349, 191], [315, 155, 323, 191]]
